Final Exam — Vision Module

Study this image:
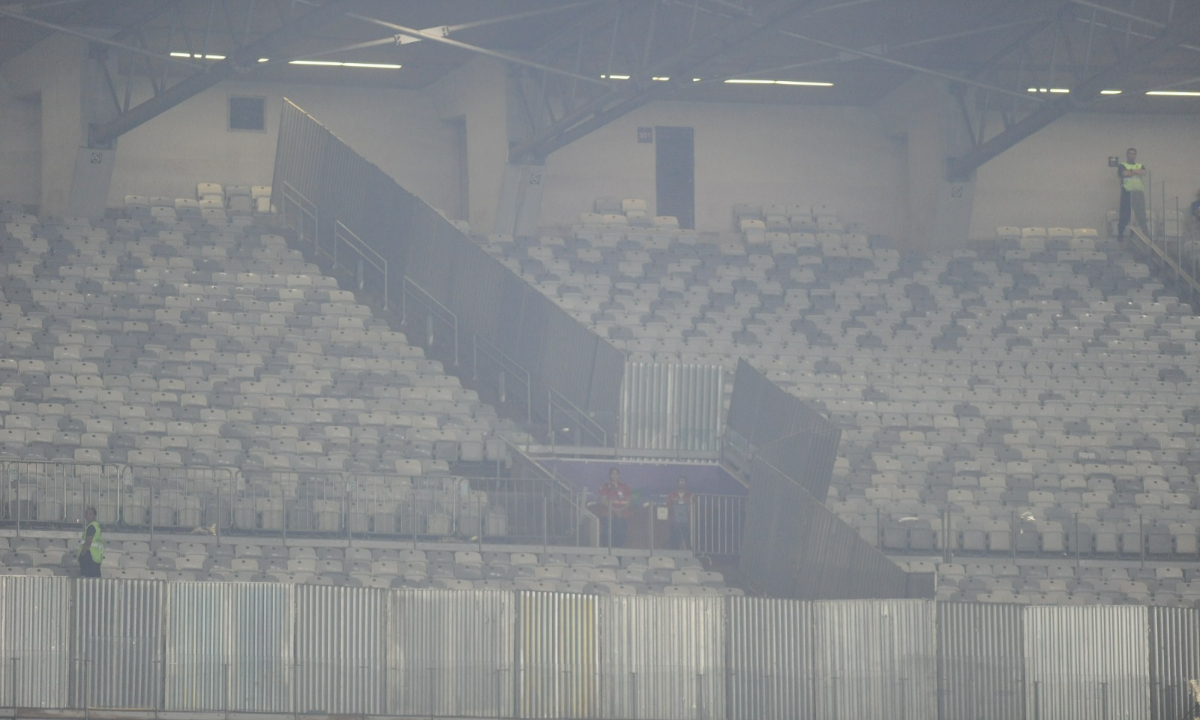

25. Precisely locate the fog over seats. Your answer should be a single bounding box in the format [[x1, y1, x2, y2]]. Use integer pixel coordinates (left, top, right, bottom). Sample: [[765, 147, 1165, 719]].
[[490, 198, 1200, 606]]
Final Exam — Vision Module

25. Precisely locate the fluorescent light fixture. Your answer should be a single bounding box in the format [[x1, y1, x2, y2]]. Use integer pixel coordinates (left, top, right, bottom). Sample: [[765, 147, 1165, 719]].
[[601, 74, 630, 80], [652, 76, 670, 81], [170, 52, 225, 59], [692, 78, 701, 82], [1027, 87, 1069, 93], [258, 58, 269, 63], [725, 78, 832, 87], [1146, 90, 1200, 96], [342, 62, 402, 69], [1100, 89, 1122, 95], [287, 60, 400, 69]]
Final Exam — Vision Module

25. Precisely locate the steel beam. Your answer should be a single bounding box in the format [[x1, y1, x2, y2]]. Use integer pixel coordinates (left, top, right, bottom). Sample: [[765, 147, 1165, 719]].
[[511, 0, 818, 162], [947, 5, 1200, 180], [0, 3, 199, 69], [89, 0, 350, 146]]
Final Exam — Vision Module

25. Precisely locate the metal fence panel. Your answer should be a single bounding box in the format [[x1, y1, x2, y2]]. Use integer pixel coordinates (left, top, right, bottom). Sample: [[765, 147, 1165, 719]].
[[273, 99, 626, 443], [727, 596, 814, 720], [388, 588, 514, 717], [726, 359, 839, 499], [163, 582, 293, 712], [938, 602, 1026, 720], [294, 584, 387, 714], [621, 363, 723, 452], [739, 455, 908, 599], [74, 578, 162, 709], [518, 591, 599, 718], [1149, 607, 1200, 720], [597, 595, 726, 720], [1024, 605, 1150, 720], [0, 576, 70, 707], [813, 600, 938, 720], [1, 461, 123, 526]]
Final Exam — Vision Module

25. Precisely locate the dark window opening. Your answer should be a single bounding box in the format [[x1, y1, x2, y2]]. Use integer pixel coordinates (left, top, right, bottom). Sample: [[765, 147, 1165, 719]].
[[229, 96, 266, 132]]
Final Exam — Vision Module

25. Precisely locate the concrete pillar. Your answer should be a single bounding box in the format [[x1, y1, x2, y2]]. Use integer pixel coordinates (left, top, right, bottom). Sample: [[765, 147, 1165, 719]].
[[875, 75, 977, 250], [1, 33, 115, 218], [430, 57, 510, 235]]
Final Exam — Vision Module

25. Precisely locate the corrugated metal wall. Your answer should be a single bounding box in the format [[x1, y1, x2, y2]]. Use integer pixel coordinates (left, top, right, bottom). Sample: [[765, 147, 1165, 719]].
[[388, 588, 515, 718], [620, 363, 724, 452], [938, 602, 1026, 720], [1149, 607, 1200, 720], [598, 595, 726, 720], [727, 597, 814, 720], [163, 582, 294, 711], [518, 592, 599, 718], [294, 585, 387, 714], [1024, 606, 1150, 720], [4, 574, 1200, 720], [0, 576, 70, 707], [812, 600, 938, 720], [75, 579, 162, 708]]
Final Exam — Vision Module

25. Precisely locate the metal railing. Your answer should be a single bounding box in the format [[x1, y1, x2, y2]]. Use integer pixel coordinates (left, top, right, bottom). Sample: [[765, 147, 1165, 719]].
[[548, 387, 608, 449], [1118, 174, 1200, 309], [330, 220, 389, 309], [875, 506, 1192, 565], [0, 461, 601, 548], [401, 276, 459, 366], [583, 492, 745, 555], [280, 181, 318, 249], [472, 331, 532, 424], [1, 461, 124, 534]]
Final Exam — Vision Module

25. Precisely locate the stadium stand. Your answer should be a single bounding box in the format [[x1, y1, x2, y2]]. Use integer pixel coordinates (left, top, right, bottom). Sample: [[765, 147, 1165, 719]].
[[0, 192, 730, 596], [0, 532, 734, 594], [479, 197, 1200, 606]]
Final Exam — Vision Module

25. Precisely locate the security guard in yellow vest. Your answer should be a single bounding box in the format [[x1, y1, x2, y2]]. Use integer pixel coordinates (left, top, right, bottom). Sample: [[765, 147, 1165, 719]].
[[78, 507, 104, 578], [1118, 147, 1147, 240]]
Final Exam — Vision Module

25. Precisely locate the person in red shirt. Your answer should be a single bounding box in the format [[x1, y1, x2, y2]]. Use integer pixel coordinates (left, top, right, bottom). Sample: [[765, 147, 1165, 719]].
[[599, 467, 631, 547], [665, 476, 694, 550]]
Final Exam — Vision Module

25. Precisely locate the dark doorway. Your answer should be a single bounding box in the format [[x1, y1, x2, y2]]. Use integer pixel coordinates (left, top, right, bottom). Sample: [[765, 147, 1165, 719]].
[[655, 126, 694, 229]]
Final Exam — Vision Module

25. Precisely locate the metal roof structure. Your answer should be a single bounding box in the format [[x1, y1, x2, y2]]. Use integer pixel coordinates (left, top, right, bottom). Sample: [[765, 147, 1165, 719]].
[[2, 0, 1199, 162]]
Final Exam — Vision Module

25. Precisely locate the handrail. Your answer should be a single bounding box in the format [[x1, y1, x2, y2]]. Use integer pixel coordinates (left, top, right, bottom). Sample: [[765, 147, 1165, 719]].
[[333, 220, 389, 309], [279, 181, 318, 250], [1130, 225, 1200, 299], [473, 331, 532, 423], [401, 276, 459, 365], [548, 387, 608, 448]]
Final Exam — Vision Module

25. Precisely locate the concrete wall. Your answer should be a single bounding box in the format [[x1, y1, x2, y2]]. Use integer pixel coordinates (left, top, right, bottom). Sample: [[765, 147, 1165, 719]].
[[969, 111, 1200, 238], [104, 79, 459, 213], [1, 33, 87, 215], [428, 58, 510, 233], [0, 75, 41, 206], [540, 100, 909, 237]]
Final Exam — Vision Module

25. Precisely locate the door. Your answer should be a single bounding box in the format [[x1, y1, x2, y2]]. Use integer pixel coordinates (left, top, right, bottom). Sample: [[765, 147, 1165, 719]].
[[655, 126, 694, 229]]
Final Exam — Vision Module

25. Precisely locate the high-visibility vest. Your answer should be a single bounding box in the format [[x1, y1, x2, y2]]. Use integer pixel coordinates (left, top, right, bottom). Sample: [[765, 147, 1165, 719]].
[[80, 521, 104, 563], [1121, 162, 1145, 193]]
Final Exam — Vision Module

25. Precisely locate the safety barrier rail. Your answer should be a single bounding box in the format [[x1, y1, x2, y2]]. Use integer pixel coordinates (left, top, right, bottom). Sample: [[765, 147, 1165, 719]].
[[401, 276, 460, 365], [472, 331, 533, 424], [280, 181, 318, 249], [330, 220, 389, 308], [549, 387, 608, 448]]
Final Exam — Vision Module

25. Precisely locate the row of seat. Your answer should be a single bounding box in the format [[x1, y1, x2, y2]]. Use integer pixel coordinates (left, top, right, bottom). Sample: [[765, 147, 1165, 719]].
[[0, 533, 731, 595], [497, 200, 1200, 603]]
